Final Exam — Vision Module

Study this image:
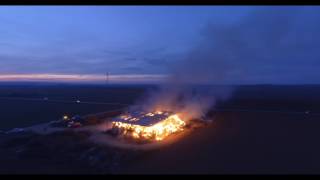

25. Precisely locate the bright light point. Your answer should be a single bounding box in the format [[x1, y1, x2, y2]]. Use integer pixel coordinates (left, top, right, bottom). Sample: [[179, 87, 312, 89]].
[[63, 115, 69, 121]]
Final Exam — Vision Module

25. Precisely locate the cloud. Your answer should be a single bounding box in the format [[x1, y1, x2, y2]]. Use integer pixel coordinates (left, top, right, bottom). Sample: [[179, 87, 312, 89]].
[[169, 6, 320, 84], [1, 6, 320, 84]]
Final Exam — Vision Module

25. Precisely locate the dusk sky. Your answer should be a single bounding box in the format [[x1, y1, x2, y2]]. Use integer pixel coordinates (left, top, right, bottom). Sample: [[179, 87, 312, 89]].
[[0, 6, 319, 84]]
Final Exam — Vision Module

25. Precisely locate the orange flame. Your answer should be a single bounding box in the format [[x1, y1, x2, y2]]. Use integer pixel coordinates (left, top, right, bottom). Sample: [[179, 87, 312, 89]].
[[112, 114, 185, 141]]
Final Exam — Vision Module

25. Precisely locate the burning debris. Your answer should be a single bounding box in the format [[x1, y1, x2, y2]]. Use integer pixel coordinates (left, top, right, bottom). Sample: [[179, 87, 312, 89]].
[[109, 111, 186, 142]]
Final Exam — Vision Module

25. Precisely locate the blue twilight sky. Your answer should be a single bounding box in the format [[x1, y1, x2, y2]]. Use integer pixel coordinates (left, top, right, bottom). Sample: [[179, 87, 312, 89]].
[[0, 6, 319, 84]]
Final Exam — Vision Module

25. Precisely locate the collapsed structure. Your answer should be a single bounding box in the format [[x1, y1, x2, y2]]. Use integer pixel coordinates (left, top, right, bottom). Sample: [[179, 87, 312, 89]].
[[110, 111, 186, 141]]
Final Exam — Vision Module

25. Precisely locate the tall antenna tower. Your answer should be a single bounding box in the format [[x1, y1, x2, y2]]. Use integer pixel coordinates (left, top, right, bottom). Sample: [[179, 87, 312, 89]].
[[106, 72, 109, 85]]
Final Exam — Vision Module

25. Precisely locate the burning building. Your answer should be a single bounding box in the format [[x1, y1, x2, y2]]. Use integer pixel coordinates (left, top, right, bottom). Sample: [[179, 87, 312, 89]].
[[110, 111, 186, 141]]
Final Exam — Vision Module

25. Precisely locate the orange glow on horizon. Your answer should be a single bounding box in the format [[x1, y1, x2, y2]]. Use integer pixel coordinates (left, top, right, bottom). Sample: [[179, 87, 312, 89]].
[[0, 73, 167, 83]]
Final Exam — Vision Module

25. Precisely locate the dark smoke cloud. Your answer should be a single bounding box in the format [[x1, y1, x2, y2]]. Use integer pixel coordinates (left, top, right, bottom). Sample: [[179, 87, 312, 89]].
[[169, 6, 320, 84], [134, 6, 320, 120]]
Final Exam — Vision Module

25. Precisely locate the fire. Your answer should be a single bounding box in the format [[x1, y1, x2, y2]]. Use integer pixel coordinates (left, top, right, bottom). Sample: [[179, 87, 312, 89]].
[[112, 113, 186, 141]]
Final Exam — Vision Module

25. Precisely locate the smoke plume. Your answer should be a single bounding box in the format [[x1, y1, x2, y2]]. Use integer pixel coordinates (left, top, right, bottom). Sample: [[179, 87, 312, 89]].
[[133, 6, 319, 120]]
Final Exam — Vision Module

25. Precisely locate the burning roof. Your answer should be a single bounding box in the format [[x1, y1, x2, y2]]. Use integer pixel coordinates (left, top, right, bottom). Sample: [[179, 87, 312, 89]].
[[112, 111, 173, 127], [111, 111, 186, 141]]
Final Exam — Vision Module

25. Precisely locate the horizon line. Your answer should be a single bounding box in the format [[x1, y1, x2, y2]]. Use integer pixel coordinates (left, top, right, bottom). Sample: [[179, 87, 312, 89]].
[[0, 73, 168, 84]]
